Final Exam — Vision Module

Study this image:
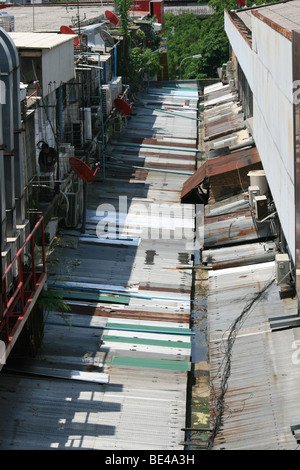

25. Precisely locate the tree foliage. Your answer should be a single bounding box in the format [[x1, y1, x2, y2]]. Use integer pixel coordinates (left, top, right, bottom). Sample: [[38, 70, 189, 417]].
[[115, 0, 134, 37], [164, 0, 280, 79]]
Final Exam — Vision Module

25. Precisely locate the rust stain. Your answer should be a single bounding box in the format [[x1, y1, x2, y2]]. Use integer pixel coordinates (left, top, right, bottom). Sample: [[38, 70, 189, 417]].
[[251, 9, 292, 41], [181, 147, 261, 200], [66, 304, 190, 323]]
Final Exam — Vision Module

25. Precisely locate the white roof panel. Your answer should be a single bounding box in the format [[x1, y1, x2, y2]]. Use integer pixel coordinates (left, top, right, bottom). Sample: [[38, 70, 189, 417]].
[[8, 32, 74, 49]]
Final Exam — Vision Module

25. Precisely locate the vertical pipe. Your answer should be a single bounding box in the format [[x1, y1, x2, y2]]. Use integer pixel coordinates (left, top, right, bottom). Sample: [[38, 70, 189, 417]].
[[18, 254, 24, 316], [59, 84, 63, 141], [114, 45, 117, 77], [41, 217, 46, 273], [31, 235, 36, 289], [98, 54, 105, 179], [104, 62, 107, 84]]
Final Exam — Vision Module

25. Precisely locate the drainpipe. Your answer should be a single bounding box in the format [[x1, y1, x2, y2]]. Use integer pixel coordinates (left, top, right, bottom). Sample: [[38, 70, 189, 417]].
[[113, 45, 117, 77], [59, 84, 63, 142]]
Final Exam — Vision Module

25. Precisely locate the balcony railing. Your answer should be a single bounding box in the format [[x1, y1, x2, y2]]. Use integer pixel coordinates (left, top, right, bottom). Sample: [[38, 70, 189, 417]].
[[0, 216, 47, 363]]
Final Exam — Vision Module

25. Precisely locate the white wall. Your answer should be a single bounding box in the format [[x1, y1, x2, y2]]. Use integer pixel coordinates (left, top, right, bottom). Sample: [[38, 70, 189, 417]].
[[225, 12, 295, 261], [225, 12, 253, 89], [42, 40, 75, 95]]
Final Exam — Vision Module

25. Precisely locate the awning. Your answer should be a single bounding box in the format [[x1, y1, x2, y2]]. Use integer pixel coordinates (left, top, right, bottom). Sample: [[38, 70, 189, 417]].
[[180, 146, 260, 201]]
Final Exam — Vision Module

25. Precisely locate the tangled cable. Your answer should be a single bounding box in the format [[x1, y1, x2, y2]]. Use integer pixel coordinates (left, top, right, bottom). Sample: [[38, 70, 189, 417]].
[[206, 277, 276, 450]]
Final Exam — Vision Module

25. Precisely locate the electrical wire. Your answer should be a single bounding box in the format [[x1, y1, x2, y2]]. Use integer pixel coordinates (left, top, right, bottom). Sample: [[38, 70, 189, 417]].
[[206, 276, 276, 450]]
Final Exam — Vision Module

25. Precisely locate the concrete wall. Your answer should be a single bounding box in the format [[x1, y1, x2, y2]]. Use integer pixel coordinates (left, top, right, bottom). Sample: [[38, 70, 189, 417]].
[[225, 11, 295, 261]]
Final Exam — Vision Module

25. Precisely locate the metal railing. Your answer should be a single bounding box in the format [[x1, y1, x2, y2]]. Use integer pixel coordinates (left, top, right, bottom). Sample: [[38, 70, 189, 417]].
[[1, 216, 46, 344]]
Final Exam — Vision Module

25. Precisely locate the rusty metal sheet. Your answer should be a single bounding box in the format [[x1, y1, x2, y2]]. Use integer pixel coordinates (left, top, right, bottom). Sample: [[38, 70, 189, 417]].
[[118, 136, 197, 149], [202, 241, 277, 269], [204, 114, 245, 141], [204, 210, 277, 247], [63, 303, 191, 323], [181, 146, 260, 200], [207, 262, 299, 449], [204, 85, 235, 101]]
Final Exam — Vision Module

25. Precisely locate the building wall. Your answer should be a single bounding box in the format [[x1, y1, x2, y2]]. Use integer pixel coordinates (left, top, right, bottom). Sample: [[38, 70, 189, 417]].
[[225, 11, 295, 261], [224, 13, 253, 89], [41, 41, 75, 96], [252, 16, 295, 260]]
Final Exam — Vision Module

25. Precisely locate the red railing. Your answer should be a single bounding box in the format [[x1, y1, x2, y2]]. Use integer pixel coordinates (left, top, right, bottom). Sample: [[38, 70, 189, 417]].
[[0, 216, 47, 346]]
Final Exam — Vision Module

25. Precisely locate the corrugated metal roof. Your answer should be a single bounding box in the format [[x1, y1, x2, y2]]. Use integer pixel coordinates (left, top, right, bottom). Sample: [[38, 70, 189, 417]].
[[202, 241, 277, 269], [207, 261, 299, 449], [0, 84, 198, 449], [204, 209, 277, 247], [198, 80, 300, 449], [204, 113, 245, 141], [181, 146, 261, 200], [202, 84, 238, 108]]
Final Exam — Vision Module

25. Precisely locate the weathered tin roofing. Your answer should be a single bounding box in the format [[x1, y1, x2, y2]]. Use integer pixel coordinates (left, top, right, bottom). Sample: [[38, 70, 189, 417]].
[[202, 241, 277, 269], [199, 80, 300, 450], [0, 84, 198, 450], [207, 261, 299, 449], [181, 146, 261, 200], [202, 83, 238, 108], [204, 209, 277, 248], [204, 113, 245, 141]]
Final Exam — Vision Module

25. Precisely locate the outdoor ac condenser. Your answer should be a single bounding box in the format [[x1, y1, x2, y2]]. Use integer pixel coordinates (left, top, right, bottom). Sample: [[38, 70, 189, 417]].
[[254, 195, 268, 221], [65, 192, 79, 227], [275, 253, 290, 286], [248, 185, 260, 208]]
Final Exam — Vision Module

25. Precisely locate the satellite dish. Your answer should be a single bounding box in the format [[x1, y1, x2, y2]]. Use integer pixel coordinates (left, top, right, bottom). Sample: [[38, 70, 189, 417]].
[[114, 98, 132, 116], [60, 25, 82, 47], [69, 157, 99, 184], [100, 28, 115, 47], [105, 10, 119, 26]]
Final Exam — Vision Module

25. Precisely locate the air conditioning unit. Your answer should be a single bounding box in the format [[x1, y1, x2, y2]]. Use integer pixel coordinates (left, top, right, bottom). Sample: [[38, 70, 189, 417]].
[[109, 78, 119, 102], [116, 76, 122, 96], [65, 192, 79, 227], [248, 170, 268, 195], [101, 85, 112, 119], [79, 108, 92, 142], [254, 195, 268, 221], [275, 253, 290, 286], [248, 185, 260, 208]]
